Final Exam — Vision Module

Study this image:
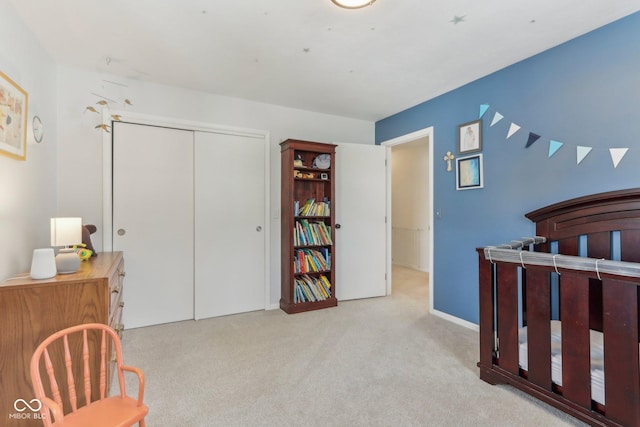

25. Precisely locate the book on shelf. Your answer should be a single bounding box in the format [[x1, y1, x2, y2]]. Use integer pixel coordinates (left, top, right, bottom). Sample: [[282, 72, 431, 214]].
[[294, 219, 333, 246], [293, 248, 331, 273], [293, 274, 332, 303], [296, 198, 330, 217]]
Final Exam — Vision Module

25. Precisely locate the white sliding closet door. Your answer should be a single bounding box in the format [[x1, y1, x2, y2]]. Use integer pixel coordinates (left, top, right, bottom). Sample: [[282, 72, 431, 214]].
[[194, 131, 266, 319], [113, 122, 195, 329], [335, 143, 387, 300]]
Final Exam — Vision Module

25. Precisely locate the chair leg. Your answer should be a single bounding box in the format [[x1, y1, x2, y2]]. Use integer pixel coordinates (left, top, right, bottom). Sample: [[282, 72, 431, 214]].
[[139, 420, 146, 427]]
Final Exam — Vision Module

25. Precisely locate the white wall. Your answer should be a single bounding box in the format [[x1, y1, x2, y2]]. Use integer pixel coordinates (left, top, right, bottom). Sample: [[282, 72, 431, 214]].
[[56, 66, 374, 308], [0, 0, 58, 280]]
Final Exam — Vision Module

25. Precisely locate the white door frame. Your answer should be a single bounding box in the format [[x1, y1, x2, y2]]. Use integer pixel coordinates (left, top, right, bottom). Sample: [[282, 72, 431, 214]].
[[381, 126, 434, 313], [102, 109, 271, 311]]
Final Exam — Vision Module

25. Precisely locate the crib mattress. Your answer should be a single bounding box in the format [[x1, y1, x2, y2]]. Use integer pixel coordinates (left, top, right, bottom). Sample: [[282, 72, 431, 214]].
[[518, 320, 605, 405]]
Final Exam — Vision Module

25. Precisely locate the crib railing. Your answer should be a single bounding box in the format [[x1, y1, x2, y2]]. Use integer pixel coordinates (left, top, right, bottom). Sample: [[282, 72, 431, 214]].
[[477, 237, 640, 426]]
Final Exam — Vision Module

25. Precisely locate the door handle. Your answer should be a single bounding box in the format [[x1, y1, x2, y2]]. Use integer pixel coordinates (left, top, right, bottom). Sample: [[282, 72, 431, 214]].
[[256, 226, 262, 232], [117, 228, 126, 236]]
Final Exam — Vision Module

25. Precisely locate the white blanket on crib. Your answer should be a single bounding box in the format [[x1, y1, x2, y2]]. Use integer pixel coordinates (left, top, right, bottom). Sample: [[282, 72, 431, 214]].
[[518, 320, 605, 404]]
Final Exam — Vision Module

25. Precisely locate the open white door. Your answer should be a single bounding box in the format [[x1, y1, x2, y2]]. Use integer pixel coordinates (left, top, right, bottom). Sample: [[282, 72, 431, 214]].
[[334, 143, 387, 300]]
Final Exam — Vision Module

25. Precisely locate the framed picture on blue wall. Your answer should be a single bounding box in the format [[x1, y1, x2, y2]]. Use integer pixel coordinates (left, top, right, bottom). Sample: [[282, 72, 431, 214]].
[[458, 119, 482, 154], [456, 154, 483, 190]]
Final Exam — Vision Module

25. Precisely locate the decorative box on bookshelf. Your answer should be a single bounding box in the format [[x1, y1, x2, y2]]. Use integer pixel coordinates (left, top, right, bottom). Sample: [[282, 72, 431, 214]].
[[280, 139, 338, 314]]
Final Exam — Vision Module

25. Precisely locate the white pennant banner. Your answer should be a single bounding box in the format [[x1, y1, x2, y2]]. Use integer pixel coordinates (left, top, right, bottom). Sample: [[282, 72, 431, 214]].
[[506, 123, 521, 139], [609, 148, 629, 168], [490, 112, 504, 127], [576, 146, 593, 165]]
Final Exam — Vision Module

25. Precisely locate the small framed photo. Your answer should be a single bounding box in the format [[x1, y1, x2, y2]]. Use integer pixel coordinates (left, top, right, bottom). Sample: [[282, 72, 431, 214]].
[[456, 154, 483, 191], [320, 172, 328, 180], [0, 70, 28, 160], [458, 119, 482, 154]]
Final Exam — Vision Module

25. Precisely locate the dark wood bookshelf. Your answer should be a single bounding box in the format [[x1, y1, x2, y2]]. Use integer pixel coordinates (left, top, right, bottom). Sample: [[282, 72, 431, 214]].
[[280, 139, 337, 314]]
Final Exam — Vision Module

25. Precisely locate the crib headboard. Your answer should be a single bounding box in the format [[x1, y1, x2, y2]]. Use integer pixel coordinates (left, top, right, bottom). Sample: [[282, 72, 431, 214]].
[[525, 187, 640, 262], [524, 188, 640, 331], [478, 188, 640, 426]]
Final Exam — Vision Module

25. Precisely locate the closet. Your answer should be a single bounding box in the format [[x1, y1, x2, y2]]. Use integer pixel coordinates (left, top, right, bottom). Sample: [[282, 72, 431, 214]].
[[112, 122, 266, 329]]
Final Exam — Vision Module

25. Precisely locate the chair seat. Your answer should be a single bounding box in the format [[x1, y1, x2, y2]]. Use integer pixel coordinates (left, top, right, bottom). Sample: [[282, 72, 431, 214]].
[[50, 396, 148, 427]]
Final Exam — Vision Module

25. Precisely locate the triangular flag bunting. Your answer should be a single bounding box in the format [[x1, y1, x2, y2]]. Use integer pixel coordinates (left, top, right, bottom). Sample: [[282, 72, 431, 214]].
[[479, 104, 489, 119], [491, 112, 503, 127], [609, 148, 629, 168], [548, 140, 564, 158], [576, 146, 593, 165], [525, 133, 541, 148], [506, 123, 521, 139]]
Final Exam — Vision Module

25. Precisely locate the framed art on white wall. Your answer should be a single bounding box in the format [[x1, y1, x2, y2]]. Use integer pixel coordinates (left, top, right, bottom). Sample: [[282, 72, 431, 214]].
[[0, 70, 28, 160]]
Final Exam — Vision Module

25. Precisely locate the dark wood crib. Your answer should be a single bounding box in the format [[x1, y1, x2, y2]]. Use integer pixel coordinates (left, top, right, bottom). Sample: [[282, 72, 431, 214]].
[[477, 188, 640, 426]]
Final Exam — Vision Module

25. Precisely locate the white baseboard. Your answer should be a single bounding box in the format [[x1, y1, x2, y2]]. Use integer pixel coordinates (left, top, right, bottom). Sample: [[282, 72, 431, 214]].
[[431, 308, 479, 331]]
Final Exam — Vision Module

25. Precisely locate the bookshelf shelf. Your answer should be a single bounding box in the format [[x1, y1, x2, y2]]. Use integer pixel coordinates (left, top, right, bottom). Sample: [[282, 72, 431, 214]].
[[280, 139, 337, 314]]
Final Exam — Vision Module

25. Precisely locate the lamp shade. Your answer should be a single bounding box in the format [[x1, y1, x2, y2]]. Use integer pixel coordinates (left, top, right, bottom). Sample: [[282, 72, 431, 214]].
[[51, 217, 82, 247]]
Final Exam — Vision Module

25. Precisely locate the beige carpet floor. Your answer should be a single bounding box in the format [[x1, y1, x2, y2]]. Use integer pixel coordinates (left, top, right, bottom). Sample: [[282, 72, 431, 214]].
[[119, 266, 586, 426]]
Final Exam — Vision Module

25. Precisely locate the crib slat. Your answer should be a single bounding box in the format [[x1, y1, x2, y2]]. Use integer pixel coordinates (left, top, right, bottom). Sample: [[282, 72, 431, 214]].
[[478, 253, 495, 373], [559, 273, 591, 408], [496, 263, 519, 375], [620, 229, 640, 262], [602, 279, 640, 426], [587, 231, 609, 332], [558, 237, 578, 256], [525, 268, 552, 389], [621, 230, 640, 336]]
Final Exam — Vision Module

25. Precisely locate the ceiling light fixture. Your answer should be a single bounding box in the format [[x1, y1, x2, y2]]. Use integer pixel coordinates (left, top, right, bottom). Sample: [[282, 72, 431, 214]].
[[331, 0, 376, 9]]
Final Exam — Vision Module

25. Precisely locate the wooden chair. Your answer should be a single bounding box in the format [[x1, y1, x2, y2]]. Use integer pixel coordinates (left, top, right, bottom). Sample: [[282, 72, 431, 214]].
[[30, 323, 148, 427]]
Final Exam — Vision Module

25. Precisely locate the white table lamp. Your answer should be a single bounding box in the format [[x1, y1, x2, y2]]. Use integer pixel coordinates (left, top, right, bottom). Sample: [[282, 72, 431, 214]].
[[51, 217, 82, 274]]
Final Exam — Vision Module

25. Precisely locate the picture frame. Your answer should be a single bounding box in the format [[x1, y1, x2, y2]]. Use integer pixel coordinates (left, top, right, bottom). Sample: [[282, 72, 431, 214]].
[[0, 70, 28, 160], [458, 119, 482, 154], [456, 154, 483, 190]]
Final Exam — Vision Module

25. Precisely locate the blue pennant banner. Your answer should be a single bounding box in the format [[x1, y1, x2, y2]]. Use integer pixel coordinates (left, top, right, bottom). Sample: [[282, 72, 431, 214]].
[[479, 104, 489, 119], [525, 133, 541, 148], [478, 104, 631, 169], [548, 140, 564, 158]]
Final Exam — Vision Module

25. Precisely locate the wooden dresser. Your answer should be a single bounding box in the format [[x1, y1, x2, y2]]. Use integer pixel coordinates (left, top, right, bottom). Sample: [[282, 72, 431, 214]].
[[0, 252, 125, 427]]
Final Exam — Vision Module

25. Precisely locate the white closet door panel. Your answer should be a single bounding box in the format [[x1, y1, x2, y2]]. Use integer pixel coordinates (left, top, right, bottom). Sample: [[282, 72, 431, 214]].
[[335, 143, 387, 300], [113, 122, 194, 329], [194, 132, 265, 319]]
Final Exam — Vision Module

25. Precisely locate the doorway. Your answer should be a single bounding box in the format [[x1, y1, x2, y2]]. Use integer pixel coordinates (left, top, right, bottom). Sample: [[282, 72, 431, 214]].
[[382, 127, 434, 311]]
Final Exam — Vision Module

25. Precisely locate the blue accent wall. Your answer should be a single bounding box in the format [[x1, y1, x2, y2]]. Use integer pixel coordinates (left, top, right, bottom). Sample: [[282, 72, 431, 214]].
[[376, 12, 640, 324]]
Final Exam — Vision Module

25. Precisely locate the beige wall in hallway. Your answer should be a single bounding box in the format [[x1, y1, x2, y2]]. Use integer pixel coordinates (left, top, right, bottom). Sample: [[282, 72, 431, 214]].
[[391, 138, 430, 271]]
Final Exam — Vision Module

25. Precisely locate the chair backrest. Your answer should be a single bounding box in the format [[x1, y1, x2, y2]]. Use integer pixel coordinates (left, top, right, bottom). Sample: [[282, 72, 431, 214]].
[[30, 323, 129, 426]]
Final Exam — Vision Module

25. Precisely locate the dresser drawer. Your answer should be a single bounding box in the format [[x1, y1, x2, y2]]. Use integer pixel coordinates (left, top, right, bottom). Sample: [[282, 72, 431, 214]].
[[109, 259, 125, 323]]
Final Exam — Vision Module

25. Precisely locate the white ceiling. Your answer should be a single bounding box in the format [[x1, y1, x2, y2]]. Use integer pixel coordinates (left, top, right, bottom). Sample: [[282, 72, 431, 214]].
[[8, 0, 640, 121]]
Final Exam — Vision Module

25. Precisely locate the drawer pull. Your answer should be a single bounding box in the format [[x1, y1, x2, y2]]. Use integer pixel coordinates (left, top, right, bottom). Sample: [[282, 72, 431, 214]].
[[115, 323, 124, 333], [111, 286, 120, 294], [119, 271, 126, 277], [119, 301, 125, 308]]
